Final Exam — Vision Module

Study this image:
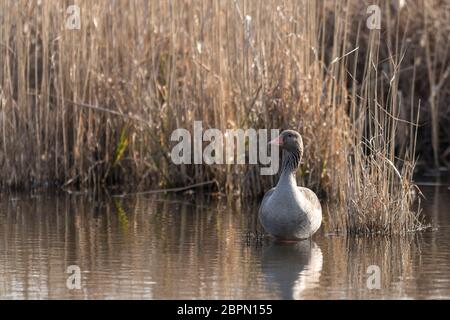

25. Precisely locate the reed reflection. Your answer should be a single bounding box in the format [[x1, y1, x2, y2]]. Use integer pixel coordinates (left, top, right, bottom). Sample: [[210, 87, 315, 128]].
[[0, 186, 448, 299]]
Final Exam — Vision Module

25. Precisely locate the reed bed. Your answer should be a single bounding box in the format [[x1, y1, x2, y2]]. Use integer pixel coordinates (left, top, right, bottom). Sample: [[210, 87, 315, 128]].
[[1, 0, 448, 234]]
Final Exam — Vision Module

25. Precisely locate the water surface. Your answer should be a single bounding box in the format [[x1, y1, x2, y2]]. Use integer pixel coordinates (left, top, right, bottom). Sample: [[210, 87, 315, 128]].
[[0, 182, 449, 299]]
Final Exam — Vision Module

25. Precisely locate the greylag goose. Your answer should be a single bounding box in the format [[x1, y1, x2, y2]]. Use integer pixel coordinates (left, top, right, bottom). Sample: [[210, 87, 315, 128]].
[[259, 130, 322, 240]]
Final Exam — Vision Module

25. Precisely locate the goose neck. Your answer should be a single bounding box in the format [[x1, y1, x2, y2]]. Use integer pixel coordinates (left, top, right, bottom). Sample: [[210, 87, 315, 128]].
[[277, 149, 300, 187]]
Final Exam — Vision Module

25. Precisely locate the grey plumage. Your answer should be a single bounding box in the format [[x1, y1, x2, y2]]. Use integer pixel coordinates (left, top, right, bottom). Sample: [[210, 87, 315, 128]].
[[259, 130, 322, 240]]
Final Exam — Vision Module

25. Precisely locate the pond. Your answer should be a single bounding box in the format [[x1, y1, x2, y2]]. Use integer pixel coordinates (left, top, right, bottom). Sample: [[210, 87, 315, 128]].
[[0, 181, 449, 299]]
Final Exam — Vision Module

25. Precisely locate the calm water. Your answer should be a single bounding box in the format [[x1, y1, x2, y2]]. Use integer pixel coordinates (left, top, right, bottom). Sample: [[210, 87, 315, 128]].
[[0, 182, 449, 299]]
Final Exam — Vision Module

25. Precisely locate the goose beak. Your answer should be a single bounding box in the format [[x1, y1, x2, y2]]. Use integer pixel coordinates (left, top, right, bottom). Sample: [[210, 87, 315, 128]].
[[269, 136, 283, 146]]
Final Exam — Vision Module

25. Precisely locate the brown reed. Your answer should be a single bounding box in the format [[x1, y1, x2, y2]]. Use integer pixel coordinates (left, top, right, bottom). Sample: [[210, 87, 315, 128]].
[[1, 0, 447, 234]]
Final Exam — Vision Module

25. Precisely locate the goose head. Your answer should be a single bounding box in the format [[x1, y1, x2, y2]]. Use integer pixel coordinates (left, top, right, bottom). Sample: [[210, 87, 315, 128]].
[[270, 130, 303, 156]]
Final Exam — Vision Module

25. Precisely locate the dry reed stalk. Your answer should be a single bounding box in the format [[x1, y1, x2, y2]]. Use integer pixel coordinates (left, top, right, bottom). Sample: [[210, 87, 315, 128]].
[[1, 0, 446, 234]]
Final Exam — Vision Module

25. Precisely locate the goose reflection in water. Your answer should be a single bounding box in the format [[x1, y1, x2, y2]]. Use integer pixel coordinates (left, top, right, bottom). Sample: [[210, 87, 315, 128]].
[[261, 241, 323, 299]]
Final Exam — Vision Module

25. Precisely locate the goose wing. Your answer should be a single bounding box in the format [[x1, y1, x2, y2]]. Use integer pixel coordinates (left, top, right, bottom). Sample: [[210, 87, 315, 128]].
[[297, 187, 321, 211], [259, 187, 275, 215]]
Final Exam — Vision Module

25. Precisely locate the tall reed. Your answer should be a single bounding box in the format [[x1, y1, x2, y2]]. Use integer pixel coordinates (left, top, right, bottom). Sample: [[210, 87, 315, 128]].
[[1, 0, 445, 234]]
